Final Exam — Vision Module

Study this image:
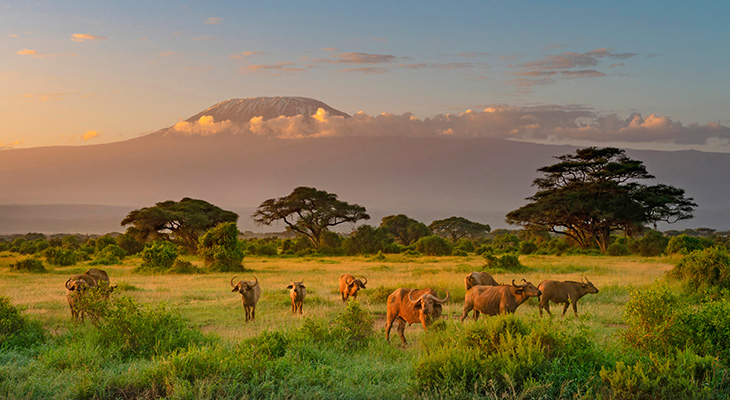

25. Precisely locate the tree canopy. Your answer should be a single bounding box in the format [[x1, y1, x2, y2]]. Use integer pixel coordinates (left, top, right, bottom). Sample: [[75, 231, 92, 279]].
[[429, 216, 491, 242], [506, 147, 696, 253], [252, 187, 369, 249], [121, 197, 238, 253], [379, 214, 431, 245]]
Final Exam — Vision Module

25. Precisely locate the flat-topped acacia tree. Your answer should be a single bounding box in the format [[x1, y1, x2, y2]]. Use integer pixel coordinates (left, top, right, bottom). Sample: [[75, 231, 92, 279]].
[[253, 186, 369, 249], [506, 147, 696, 253], [429, 216, 491, 242], [121, 197, 238, 253]]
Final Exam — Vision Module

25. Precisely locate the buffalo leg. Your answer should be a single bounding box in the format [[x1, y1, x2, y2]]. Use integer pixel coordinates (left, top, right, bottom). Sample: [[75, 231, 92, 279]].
[[571, 299, 579, 316], [562, 302, 570, 316], [341, 292, 347, 302], [474, 310, 480, 321], [251, 306, 255, 321], [397, 318, 408, 345]]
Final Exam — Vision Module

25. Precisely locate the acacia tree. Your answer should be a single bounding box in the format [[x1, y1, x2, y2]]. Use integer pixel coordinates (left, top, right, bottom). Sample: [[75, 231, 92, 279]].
[[429, 217, 491, 242], [379, 214, 431, 246], [253, 187, 369, 249], [121, 197, 238, 253], [506, 147, 696, 253]]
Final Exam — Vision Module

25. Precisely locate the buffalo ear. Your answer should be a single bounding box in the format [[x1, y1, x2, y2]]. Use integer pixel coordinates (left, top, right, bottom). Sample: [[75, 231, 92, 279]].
[[413, 302, 423, 310], [515, 289, 524, 294], [300, 284, 306, 288], [286, 285, 293, 289], [360, 283, 367, 289], [232, 287, 238, 292]]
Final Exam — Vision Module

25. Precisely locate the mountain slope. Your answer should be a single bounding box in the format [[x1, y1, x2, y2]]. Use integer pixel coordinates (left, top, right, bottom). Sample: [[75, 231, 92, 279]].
[[186, 96, 350, 125]]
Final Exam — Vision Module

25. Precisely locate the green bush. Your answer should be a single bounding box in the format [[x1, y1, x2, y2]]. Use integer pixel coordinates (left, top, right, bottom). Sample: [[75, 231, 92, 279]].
[[519, 241, 538, 255], [167, 258, 204, 274], [9, 258, 46, 273], [136, 241, 179, 273], [669, 247, 730, 290], [483, 253, 525, 271], [635, 230, 669, 256], [667, 234, 714, 255], [414, 235, 453, 256], [94, 296, 208, 359], [607, 242, 631, 256], [0, 297, 45, 349], [343, 225, 395, 255], [198, 222, 244, 272], [43, 247, 78, 266], [454, 238, 475, 253], [331, 300, 374, 349], [89, 244, 127, 265]]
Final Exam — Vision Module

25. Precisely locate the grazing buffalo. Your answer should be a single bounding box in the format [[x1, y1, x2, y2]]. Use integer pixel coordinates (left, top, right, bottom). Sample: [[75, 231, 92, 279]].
[[538, 277, 599, 317], [84, 268, 110, 285], [287, 280, 306, 315], [338, 274, 368, 302], [464, 271, 499, 291], [460, 280, 542, 321], [230, 276, 261, 322], [385, 288, 450, 345], [65, 275, 97, 321]]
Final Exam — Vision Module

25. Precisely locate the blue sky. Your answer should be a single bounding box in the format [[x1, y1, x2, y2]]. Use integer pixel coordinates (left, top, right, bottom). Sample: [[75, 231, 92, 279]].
[[1, 0, 729, 150]]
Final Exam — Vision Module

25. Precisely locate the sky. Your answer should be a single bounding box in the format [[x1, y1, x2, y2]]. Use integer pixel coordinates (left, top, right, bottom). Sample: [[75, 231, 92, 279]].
[[1, 0, 729, 151]]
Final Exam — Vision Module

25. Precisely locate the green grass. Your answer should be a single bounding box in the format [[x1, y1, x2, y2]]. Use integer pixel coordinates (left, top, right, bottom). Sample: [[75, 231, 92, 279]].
[[0, 250, 717, 399]]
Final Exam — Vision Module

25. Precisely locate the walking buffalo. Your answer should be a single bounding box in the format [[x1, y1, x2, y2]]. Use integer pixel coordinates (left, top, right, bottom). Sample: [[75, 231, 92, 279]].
[[231, 276, 261, 322], [385, 287, 450, 345], [460, 280, 542, 321], [538, 277, 598, 317], [338, 274, 367, 302]]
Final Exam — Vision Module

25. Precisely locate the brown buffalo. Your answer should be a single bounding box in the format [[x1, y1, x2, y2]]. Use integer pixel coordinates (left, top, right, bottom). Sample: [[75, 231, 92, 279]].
[[460, 279, 542, 321], [338, 274, 368, 302], [464, 271, 499, 291], [230, 276, 261, 322], [287, 280, 306, 315], [385, 287, 450, 345], [84, 268, 110, 285], [538, 277, 598, 317]]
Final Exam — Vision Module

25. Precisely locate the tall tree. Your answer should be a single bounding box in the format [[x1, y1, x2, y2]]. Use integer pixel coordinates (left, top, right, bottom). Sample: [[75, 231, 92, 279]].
[[121, 197, 238, 253], [506, 147, 696, 253], [253, 187, 369, 249], [380, 214, 431, 245], [428, 216, 491, 242]]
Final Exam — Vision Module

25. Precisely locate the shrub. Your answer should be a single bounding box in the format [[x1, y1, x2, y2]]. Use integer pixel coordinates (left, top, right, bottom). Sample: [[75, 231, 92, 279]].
[[198, 222, 244, 272], [667, 234, 714, 255], [0, 297, 45, 349], [89, 244, 126, 265], [115, 231, 145, 255], [136, 241, 179, 273], [607, 242, 630, 256], [331, 300, 374, 349], [9, 258, 46, 273], [669, 247, 730, 290], [635, 230, 669, 256], [43, 247, 78, 266], [94, 296, 208, 359], [167, 259, 204, 274], [343, 225, 395, 255], [483, 253, 525, 271], [622, 285, 681, 355], [519, 241, 538, 255], [454, 238, 475, 253], [451, 249, 468, 256], [414, 235, 453, 256]]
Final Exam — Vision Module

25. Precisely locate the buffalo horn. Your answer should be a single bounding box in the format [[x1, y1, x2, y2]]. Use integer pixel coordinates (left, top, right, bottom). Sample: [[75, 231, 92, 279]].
[[361, 277, 367, 285], [230, 276, 238, 287], [512, 279, 526, 288], [346, 276, 354, 285], [252, 276, 259, 287], [65, 278, 74, 290], [408, 289, 420, 303], [433, 289, 450, 304]]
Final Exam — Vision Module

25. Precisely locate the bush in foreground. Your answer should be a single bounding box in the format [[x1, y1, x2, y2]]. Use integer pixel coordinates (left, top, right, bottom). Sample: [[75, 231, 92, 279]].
[[0, 297, 45, 349]]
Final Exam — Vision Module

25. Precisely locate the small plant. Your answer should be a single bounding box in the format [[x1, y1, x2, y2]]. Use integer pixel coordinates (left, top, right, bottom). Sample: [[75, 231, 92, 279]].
[[483, 253, 525, 271], [9, 258, 46, 273], [167, 259, 205, 274], [136, 241, 179, 273], [0, 297, 45, 349], [332, 300, 374, 349]]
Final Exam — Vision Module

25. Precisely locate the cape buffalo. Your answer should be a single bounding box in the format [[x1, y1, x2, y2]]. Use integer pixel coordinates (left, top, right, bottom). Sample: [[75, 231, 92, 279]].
[[464, 271, 499, 291], [231, 276, 261, 322], [287, 280, 306, 315], [538, 277, 599, 317], [460, 279, 542, 321], [338, 274, 367, 302], [385, 287, 450, 345], [65, 276, 97, 321]]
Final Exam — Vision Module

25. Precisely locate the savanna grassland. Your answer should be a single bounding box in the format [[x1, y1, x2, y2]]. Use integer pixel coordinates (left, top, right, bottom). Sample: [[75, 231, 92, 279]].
[[6, 251, 724, 400]]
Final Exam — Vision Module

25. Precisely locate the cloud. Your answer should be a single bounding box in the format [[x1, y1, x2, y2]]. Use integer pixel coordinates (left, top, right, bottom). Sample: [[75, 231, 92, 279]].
[[398, 63, 429, 69], [230, 50, 266, 60], [82, 130, 100, 141], [70, 33, 106, 42], [321, 47, 340, 52], [0, 140, 23, 150], [172, 115, 234, 135], [519, 52, 599, 70], [431, 62, 487, 69], [17, 48, 41, 57], [318, 52, 399, 64], [218, 105, 730, 147], [608, 63, 625, 68], [8, 33, 18, 38], [242, 62, 306, 75], [339, 67, 388, 74], [191, 35, 216, 41], [560, 70, 607, 78], [458, 52, 489, 57], [205, 17, 223, 24], [585, 48, 637, 59]]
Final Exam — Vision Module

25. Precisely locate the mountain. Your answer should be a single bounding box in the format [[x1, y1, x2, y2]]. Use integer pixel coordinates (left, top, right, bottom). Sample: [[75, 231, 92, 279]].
[[1, 97, 729, 234], [186, 96, 350, 125]]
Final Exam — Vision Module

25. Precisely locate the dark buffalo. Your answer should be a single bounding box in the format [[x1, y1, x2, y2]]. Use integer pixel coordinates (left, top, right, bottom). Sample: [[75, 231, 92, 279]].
[[230, 276, 261, 322], [287, 280, 306, 315]]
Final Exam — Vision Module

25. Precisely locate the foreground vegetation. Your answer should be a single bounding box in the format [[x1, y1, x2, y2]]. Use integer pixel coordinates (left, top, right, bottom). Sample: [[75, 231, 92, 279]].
[[3, 247, 730, 399]]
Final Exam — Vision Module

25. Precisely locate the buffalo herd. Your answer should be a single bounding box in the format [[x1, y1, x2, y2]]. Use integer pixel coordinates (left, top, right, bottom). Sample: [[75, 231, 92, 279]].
[[63, 268, 599, 345]]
